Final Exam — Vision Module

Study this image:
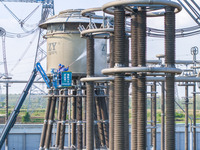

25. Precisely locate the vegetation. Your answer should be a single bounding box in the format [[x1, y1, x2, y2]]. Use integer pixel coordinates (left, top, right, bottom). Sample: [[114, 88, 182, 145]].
[[22, 112, 31, 123], [0, 94, 199, 124]]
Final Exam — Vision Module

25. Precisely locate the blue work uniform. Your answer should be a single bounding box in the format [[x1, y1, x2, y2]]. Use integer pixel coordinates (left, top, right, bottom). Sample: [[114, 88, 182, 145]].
[[58, 66, 69, 85], [60, 66, 69, 72], [57, 67, 63, 85]]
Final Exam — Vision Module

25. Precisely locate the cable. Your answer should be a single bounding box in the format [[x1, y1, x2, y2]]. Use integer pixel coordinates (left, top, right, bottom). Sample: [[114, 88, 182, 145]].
[[1, 1, 21, 22], [5, 27, 38, 38], [1, 1, 41, 33], [9, 28, 39, 73]]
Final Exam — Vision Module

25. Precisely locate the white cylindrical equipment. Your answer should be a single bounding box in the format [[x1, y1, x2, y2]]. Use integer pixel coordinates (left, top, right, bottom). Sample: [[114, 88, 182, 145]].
[[40, 9, 107, 76]]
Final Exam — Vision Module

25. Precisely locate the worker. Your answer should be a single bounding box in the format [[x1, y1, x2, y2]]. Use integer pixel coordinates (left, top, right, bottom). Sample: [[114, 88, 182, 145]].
[[58, 64, 69, 85], [57, 64, 62, 85], [60, 65, 69, 72], [57, 64, 62, 73]]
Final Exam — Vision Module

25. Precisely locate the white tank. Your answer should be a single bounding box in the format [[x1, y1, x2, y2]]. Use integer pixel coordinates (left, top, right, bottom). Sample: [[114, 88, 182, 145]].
[[40, 9, 107, 76]]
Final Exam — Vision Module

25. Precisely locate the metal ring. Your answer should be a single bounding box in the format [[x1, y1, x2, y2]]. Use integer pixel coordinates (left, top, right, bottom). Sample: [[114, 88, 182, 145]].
[[80, 28, 114, 37], [102, 67, 182, 75], [81, 76, 114, 82], [102, 0, 182, 16], [81, 7, 104, 19]]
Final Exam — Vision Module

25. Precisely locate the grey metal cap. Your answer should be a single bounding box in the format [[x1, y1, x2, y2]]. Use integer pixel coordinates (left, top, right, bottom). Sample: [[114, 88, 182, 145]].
[[40, 9, 102, 29]]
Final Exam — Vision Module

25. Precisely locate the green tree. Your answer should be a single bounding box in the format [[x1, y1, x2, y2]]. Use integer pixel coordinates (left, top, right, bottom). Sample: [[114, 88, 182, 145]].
[[22, 112, 31, 123], [1, 102, 5, 108]]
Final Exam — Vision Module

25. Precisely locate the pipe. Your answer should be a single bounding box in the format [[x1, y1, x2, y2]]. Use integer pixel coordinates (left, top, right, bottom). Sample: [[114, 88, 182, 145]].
[[146, 76, 200, 82], [5, 83, 8, 150], [0, 80, 45, 83], [150, 84, 153, 149], [82, 87, 86, 148], [161, 82, 165, 150], [68, 91, 71, 147], [185, 83, 189, 150], [102, 66, 182, 75], [81, 76, 200, 83], [190, 121, 193, 150], [193, 84, 196, 150], [71, 80, 77, 148], [165, 6, 176, 150], [152, 82, 157, 150]]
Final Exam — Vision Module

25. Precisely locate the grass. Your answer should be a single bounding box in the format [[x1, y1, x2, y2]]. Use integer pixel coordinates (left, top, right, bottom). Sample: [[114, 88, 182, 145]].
[[0, 107, 199, 124], [129, 109, 200, 124]]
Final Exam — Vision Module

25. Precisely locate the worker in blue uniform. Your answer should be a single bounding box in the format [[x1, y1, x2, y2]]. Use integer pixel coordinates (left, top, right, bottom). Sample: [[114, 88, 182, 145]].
[[60, 65, 69, 72], [57, 64, 62, 85], [58, 64, 69, 85], [57, 64, 62, 73]]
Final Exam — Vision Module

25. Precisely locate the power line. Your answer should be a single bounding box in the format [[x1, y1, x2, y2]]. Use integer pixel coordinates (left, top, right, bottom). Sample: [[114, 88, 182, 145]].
[[9, 28, 39, 73]]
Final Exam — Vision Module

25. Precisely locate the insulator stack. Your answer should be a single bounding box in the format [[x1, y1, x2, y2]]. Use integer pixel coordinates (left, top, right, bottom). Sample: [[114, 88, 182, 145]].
[[86, 35, 95, 150], [165, 6, 176, 150], [131, 13, 138, 150], [113, 6, 126, 150], [39, 1, 182, 150]]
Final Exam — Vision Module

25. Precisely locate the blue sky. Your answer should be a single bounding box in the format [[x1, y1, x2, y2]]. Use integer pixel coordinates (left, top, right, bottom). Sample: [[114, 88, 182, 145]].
[[0, 0, 200, 94]]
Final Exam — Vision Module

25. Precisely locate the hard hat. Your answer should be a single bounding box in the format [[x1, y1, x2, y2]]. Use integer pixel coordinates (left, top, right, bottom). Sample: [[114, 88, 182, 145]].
[[58, 64, 62, 66]]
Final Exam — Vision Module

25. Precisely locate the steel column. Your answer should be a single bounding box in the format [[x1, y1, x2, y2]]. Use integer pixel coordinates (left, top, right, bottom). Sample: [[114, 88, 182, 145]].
[[193, 84, 196, 150], [71, 81, 77, 148], [161, 81, 165, 150], [185, 83, 189, 150], [82, 88, 86, 148], [5, 83, 8, 150], [152, 82, 157, 150]]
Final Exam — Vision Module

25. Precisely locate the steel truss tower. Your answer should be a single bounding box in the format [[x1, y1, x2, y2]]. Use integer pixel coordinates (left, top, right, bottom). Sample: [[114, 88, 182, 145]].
[[1, 0, 54, 72], [0, 0, 54, 110]]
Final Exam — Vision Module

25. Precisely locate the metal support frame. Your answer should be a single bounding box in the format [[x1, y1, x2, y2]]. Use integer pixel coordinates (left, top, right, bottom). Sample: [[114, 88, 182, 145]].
[[29, 0, 55, 113], [185, 83, 189, 150]]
